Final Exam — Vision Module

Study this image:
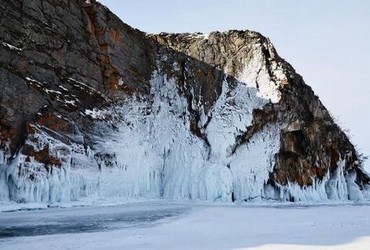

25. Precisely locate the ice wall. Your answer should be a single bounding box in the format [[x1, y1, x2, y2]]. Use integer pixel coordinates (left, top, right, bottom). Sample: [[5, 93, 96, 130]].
[[0, 126, 100, 203], [0, 69, 366, 204], [94, 72, 280, 202]]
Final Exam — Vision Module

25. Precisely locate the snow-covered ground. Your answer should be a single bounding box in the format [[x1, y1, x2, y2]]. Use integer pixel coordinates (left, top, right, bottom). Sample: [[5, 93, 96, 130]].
[[1, 201, 370, 249]]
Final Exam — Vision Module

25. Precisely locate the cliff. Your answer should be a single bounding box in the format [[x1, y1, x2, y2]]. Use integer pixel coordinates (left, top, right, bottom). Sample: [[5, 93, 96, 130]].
[[0, 0, 369, 204]]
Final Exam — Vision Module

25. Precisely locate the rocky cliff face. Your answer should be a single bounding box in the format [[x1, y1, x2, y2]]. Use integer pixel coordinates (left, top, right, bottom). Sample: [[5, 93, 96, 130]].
[[0, 0, 369, 204]]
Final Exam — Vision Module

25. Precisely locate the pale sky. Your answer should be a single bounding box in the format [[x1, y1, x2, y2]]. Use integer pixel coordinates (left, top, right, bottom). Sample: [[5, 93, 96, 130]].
[[99, 0, 370, 171]]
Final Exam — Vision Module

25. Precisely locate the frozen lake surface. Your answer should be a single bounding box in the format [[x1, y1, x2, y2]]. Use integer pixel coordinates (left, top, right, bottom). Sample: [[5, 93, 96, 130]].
[[1, 201, 370, 249], [0, 203, 189, 238]]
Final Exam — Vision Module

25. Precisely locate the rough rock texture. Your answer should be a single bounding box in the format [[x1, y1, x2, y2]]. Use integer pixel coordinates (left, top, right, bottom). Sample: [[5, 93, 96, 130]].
[[152, 32, 370, 190], [0, 0, 369, 204], [0, 0, 155, 154]]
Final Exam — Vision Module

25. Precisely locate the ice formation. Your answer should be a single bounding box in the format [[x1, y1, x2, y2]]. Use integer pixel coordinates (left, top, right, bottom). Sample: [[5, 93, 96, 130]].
[[0, 63, 367, 205]]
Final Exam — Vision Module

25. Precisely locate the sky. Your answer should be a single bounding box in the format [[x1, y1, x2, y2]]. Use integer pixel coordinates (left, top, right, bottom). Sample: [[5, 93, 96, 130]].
[[99, 0, 370, 171]]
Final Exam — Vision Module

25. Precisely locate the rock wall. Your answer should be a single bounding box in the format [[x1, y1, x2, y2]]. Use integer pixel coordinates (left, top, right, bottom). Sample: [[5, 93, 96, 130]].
[[152, 32, 370, 198]]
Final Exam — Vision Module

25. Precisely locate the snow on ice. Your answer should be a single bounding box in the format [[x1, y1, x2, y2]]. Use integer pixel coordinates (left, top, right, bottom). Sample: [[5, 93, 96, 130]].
[[1, 202, 370, 250]]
